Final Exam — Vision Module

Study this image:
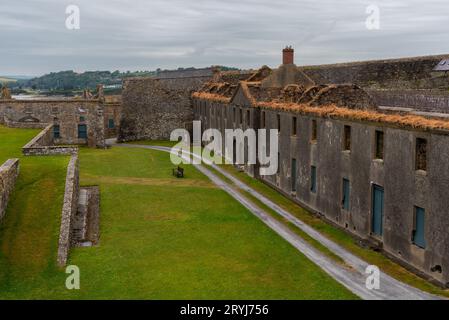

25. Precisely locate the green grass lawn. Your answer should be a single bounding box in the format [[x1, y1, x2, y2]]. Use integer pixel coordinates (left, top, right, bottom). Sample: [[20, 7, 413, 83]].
[[0, 126, 69, 298], [0, 130, 357, 299]]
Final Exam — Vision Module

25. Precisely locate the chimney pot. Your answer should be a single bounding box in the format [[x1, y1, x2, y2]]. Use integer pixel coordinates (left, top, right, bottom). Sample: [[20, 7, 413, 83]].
[[283, 46, 294, 65]]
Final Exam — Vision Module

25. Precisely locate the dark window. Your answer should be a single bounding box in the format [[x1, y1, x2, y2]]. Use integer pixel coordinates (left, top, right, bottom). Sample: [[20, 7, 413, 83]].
[[375, 130, 384, 159], [342, 179, 350, 210], [262, 111, 266, 128], [311, 120, 317, 142], [80, 116, 86, 122], [277, 114, 281, 133], [344, 125, 351, 151], [413, 207, 426, 249], [108, 119, 115, 129], [239, 108, 243, 124], [233, 107, 236, 123], [292, 117, 297, 136], [78, 124, 87, 139], [277, 153, 280, 174], [311, 166, 317, 193], [247, 110, 250, 126], [291, 159, 297, 192], [53, 125, 60, 139], [416, 138, 427, 171], [372, 185, 384, 236]]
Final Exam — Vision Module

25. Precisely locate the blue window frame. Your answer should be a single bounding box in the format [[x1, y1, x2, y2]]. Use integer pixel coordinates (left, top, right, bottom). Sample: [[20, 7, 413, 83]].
[[372, 185, 384, 236], [78, 124, 87, 139], [53, 125, 60, 139], [413, 207, 426, 249], [108, 119, 115, 129], [342, 178, 350, 210], [311, 166, 317, 193]]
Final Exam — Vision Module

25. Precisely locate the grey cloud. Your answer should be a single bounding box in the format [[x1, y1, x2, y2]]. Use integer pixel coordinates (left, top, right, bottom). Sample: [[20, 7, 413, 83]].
[[1, 0, 448, 75]]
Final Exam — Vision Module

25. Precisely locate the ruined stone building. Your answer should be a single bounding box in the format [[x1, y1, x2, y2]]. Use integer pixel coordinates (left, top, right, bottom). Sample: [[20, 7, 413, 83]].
[[189, 48, 449, 287], [0, 85, 122, 148], [2, 46, 449, 288]]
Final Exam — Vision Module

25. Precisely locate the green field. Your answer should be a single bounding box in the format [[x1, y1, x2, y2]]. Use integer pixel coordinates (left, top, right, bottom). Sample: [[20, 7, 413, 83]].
[[0, 126, 356, 299]]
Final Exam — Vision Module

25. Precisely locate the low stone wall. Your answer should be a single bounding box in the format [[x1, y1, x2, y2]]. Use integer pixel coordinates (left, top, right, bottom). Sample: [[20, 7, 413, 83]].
[[22, 124, 78, 156], [57, 154, 79, 266], [0, 159, 20, 222], [23, 145, 78, 156], [22, 124, 54, 148]]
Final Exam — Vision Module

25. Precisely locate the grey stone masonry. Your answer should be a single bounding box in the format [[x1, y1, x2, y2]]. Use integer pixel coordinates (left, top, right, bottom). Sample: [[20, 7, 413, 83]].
[[57, 154, 79, 266], [22, 124, 78, 156], [0, 158, 20, 222], [0, 98, 108, 148], [73, 186, 100, 246]]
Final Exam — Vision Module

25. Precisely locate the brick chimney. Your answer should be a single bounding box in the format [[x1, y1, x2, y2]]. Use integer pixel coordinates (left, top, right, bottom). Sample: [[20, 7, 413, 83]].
[[283, 46, 294, 65]]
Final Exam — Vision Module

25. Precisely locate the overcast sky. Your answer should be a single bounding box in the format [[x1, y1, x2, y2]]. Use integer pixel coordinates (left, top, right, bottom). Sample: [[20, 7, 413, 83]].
[[1, 0, 448, 76]]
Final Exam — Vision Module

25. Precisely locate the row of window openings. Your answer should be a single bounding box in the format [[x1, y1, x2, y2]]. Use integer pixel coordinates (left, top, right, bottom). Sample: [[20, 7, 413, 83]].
[[290, 162, 426, 249], [201, 107, 428, 172], [282, 120, 427, 171]]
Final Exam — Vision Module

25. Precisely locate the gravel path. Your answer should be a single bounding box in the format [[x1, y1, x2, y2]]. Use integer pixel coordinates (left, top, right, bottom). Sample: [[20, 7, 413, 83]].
[[113, 141, 443, 300]]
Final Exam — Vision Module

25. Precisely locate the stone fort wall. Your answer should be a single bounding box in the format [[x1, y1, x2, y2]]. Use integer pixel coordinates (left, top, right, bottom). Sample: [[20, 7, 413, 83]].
[[118, 74, 212, 142], [301, 54, 449, 90]]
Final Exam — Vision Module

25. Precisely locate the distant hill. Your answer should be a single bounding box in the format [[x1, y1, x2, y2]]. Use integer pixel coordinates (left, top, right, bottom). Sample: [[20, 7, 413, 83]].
[[8, 70, 148, 90], [8, 66, 239, 91]]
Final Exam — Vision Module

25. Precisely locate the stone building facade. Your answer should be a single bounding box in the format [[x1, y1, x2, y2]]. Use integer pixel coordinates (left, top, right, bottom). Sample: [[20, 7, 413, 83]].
[[0, 88, 122, 147], [192, 48, 449, 287]]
